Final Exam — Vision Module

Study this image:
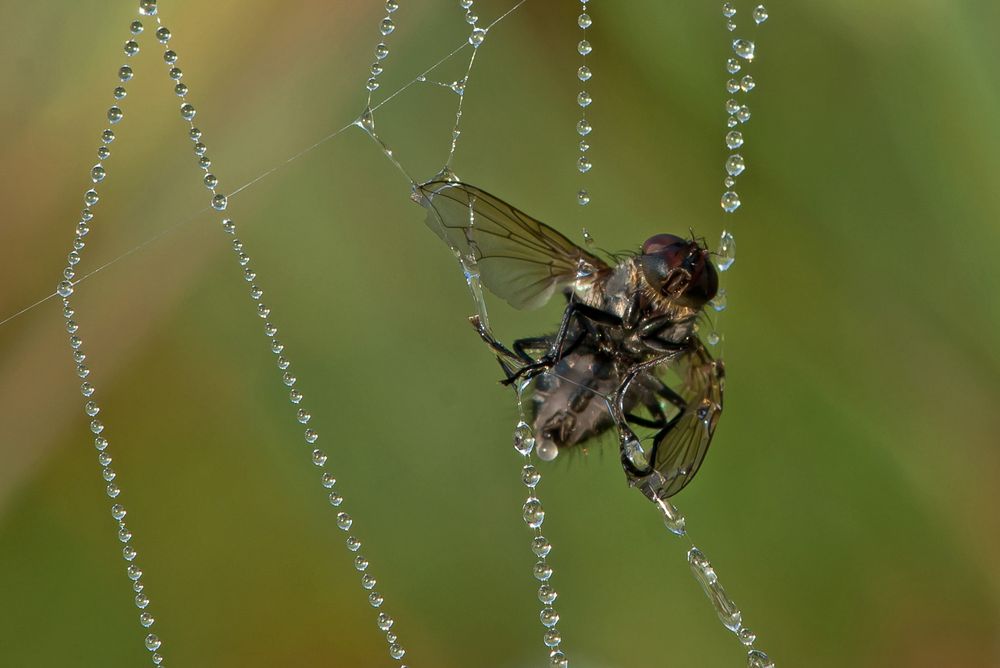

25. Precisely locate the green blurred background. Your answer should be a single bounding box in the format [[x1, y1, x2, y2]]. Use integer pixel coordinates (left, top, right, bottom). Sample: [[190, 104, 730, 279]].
[[1, 1, 998, 666]]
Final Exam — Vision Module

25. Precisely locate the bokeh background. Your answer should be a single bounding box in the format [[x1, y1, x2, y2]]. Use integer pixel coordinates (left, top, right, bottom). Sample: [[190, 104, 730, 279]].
[[1, 1, 998, 666]]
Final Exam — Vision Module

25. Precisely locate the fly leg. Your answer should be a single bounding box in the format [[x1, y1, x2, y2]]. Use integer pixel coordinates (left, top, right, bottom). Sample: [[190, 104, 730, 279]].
[[501, 301, 622, 386], [469, 315, 524, 381], [605, 355, 675, 481]]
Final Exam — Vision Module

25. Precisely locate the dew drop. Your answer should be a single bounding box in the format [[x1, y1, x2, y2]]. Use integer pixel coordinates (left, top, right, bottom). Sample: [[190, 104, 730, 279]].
[[737, 106, 751, 123], [538, 583, 558, 605], [537, 440, 560, 459], [577, 155, 592, 173], [531, 536, 552, 558], [144, 634, 161, 651], [577, 90, 592, 107], [533, 561, 553, 581], [708, 331, 721, 346], [727, 78, 741, 94], [380, 17, 395, 35], [469, 27, 487, 48], [368, 591, 384, 607], [311, 448, 327, 466], [140, 612, 155, 628], [124, 40, 140, 57], [747, 649, 775, 668], [522, 497, 545, 528], [113, 86, 127, 100], [513, 421, 535, 455], [135, 593, 149, 609], [739, 627, 757, 646], [139, 0, 158, 16], [577, 40, 592, 56], [91, 165, 106, 183], [725, 154, 746, 176], [577, 65, 592, 81], [710, 288, 728, 312], [337, 512, 353, 530], [654, 497, 687, 536], [543, 629, 562, 648], [733, 39, 755, 61], [375, 42, 389, 60], [740, 74, 756, 92], [180, 103, 196, 120], [540, 607, 560, 628], [521, 464, 541, 488], [212, 194, 228, 210], [721, 190, 741, 212], [130, 20, 144, 34], [107, 107, 123, 124], [726, 58, 741, 74], [576, 119, 592, 136], [752, 5, 769, 24], [57, 280, 74, 297], [725, 130, 744, 149], [389, 644, 406, 660], [717, 230, 735, 271], [722, 2, 736, 18]]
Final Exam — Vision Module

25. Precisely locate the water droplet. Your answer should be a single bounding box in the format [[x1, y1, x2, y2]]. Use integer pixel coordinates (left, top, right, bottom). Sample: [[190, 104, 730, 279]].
[[577, 155, 592, 173], [717, 230, 735, 271], [155, 26, 171, 42], [740, 74, 756, 92], [144, 633, 161, 651], [707, 330, 721, 346], [465, 10, 478, 24], [357, 107, 376, 134], [577, 90, 592, 107], [97, 146, 110, 160], [139, 0, 158, 16], [576, 118, 592, 136], [361, 574, 376, 589], [385, 0, 399, 12], [57, 280, 74, 297], [204, 173, 218, 189], [95, 437, 108, 451], [346, 535, 361, 551], [469, 27, 487, 48], [337, 512, 353, 530], [533, 561, 553, 581], [169, 67, 183, 80], [140, 612, 155, 627], [90, 419, 104, 434], [737, 106, 751, 123], [725, 154, 746, 176], [538, 583, 558, 605], [176, 83, 189, 97], [733, 39, 755, 61], [727, 58, 741, 74], [724, 176, 735, 188], [577, 40, 592, 56], [123, 545, 137, 561], [212, 194, 228, 210], [193, 141, 207, 156], [377, 612, 394, 631], [537, 440, 560, 459], [450, 78, 466, 95], [523, 497, 545, 528], [127, 564, 143, 581], [180, 103, 196, 120], [722, 2, 736, 18], [460, 0, 474, 7], [189, 127, 202, 140], [654, 497, 687, 535], [543, 629, 562, 647], [102, 129, 116, 143], [389, 644, 406, 660], [540, 607, 560, 628], [622, 434, 648, 470], [107, 106, 123, 124], [532, 536, 552, 558], [513, 421, 534, 455], [368, 591, 384, 607], [739, 627, 757, 646], [725, 130, 744, 149], [311, 449, 327, 466], [725, 99, 741, 115], [721, 191, 741, 212], [110, 504, 126, 520], [375, 42, 389, 60], [290, 389, 303, 404], [353, 555, 369, 571], [124, 40, 140, 57], [752, 4, 769, 24], [688, 547, 742, 631], [747, 649, 775, 668], [727, 78, 741, 94], [380, 17, 395, 35], [550, 650, 568, 667], [85, 401, 100, 417], [130, 20, 144, 34], [578, 139, 589, 152], [710, 288, 728, 312], [577, 65, 592, 81], [726, 19, 736, 31], [135, 593, 149, 609], [521, 464, 541, 488], [305, 429, 318, 444], [113, 86, 127, 100]]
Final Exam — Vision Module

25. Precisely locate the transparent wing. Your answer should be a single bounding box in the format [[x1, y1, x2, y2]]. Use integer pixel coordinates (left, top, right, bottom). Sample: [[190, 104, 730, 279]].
[[413, 180, 611, 310], [649, 339, 725, 498]]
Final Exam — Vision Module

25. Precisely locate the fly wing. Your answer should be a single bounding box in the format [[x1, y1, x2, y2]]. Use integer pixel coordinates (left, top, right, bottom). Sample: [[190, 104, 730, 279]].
[[648, 339, 724, 498], [413, 180, 611, 310]]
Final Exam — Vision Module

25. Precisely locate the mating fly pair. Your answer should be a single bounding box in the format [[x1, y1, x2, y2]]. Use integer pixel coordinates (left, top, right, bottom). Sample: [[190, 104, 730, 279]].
[[413, 181, 724, 501]]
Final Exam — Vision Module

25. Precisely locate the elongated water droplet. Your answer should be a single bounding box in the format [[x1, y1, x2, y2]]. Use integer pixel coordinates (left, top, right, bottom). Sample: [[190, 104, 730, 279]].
[[717, 230, 735, 271], [687, 547, 742, 632], [654, 497, 687, 535]]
